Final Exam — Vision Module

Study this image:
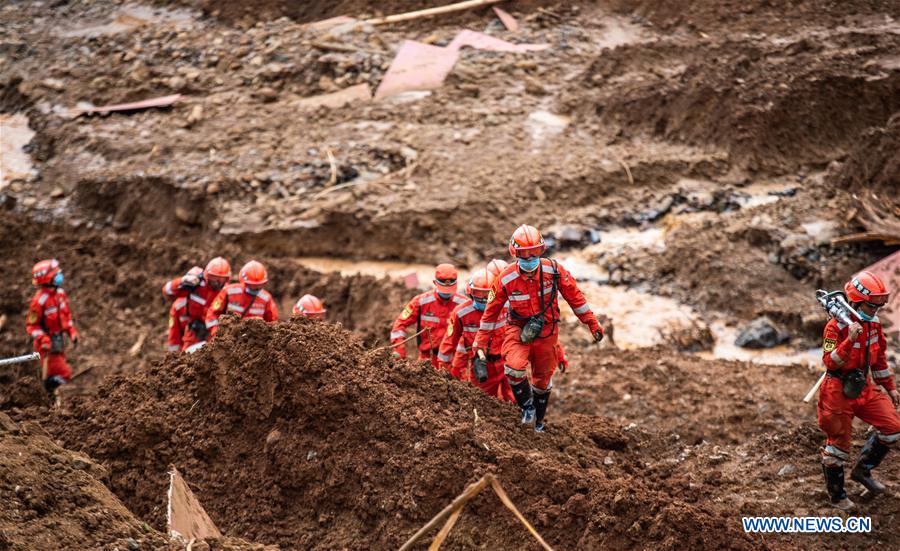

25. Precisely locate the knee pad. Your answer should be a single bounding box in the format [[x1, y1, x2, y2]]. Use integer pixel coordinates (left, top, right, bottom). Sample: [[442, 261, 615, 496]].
[[822, 444, 849, 467], [504, 364, 527, 383], [876, 432, 900, 446]]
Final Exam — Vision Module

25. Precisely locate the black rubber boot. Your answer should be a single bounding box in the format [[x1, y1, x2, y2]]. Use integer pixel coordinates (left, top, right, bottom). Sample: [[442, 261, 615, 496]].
[[823, 464, 856, 511], [509, 379, 535, 425], [42, 375, 65, 399], [851, 433, 890, 495], [533, 387, 550, 432]]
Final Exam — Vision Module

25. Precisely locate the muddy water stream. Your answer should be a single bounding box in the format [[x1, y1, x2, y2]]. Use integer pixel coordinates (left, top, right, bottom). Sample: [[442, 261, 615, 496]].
[[293, 178, 832, 365], [293, 178, 824, 366]]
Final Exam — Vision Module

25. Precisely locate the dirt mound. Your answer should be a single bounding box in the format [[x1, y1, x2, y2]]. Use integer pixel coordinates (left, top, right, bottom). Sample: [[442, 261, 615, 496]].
[[833, 112, 900, 194], [0, 411, 173, 550], [581, 29, 900, 171], [40, 318, 759, 550]]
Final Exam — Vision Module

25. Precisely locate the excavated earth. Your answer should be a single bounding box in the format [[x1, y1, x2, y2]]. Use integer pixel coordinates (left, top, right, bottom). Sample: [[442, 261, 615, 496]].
[[2, 0, 900, 548]]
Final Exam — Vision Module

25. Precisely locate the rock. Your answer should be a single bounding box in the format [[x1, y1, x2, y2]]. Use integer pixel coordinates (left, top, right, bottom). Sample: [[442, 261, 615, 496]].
[[186, 104, 203, 124], [174, 204, 197, 224], [734, 317, 790, 349], [168, 76, 186, 90], [69, 451, 109, 480], [778, 464, 797, 476], [126, 537, 140, 551], [801, 219, 839, 246], [50, 187, 65, 198]]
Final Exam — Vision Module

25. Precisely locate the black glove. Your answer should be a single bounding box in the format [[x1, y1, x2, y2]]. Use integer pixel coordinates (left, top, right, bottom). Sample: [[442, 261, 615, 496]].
[[593, 329, 603, 343], [473, 357, 488, 383], [179, 274, 201, 290]]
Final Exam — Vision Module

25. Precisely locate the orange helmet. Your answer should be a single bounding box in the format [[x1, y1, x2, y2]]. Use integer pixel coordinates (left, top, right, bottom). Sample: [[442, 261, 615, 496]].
[[468, 268, 492, 301], [32, 259, 61, 286], [485, 259, 508, 282], [239, 260, 268, 287], [845, 270, 890, 306], [292, 294, 326, 318], [508, 224, 546, 258], [433, 263, 458, 294], [205, 257, 231, 280]]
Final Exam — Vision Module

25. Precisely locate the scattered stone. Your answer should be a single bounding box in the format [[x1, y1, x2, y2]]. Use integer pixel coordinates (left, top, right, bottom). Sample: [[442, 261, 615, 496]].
[[778, 464, 797, 476], [186, 104, 203, 124], [126, 537, 140, 551], [734, 317, 790, 349], [50, 187, 65, 198]]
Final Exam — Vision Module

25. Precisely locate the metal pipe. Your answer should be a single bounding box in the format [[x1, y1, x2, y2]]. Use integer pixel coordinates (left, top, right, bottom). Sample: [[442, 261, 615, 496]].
[[0, 352, 41, 367]]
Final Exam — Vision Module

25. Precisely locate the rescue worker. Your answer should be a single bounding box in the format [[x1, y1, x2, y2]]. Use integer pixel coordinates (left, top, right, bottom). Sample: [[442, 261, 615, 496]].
[[26, 259, 80, 398], [439, 268, 514, 401], [390, 263, 467, 368], [818, 270, 900, 511], [292, 294, 327, 319], [473, 225, 603, 432], [204, 260, 278, 338], [487, 258, 571, 377], [163, 258, 231, 352], [162, 257, 231, 301]]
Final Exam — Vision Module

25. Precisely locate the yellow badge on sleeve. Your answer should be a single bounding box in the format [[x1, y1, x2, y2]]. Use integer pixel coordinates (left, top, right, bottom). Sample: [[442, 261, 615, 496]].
[[447, 323, 454, 336], [168, 316, 175, 328], [27, 311, 38, 324], [487, 289, 496, 303], [823, 338, 836, 352], [212, 298, 222, 311], [400, 305, 413, 320]]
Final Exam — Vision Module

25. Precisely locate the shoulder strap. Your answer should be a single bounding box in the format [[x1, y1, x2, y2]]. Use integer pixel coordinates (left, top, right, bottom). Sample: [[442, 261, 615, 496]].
[[864, 321, 871, 379]]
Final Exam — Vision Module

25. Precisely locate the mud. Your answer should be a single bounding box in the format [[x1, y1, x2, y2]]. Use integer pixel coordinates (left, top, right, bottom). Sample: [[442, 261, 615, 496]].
[[2, 0, 900, 548], [30, 319, 758, 550]]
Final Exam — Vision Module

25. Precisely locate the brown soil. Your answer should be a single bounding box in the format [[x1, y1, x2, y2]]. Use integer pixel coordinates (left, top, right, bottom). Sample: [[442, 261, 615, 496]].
[[27, 319, 757, 550], [0, 412, 269, 550]]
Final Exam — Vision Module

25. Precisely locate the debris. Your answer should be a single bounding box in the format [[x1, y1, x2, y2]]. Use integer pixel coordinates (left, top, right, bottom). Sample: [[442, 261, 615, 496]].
[[525, 111, 570, 144], [448, 30, 549, 52], [831, 195, 900, 246], [167, 466, 222, 543], [366, 0, 506, 26], [374, 41, 460, 100], [294, 83, 372, 110], [304, 15, 358, 31], [399, 474, 554, 551], [493, 7, 519, 31], [128, 331, 147, 357], [375, 31, 548, 100], [734, 317, 790, 349], [777, 464, 797, 476], [403, 272, 420, 289], [860, 250, 900, 339], [325, 147, 338, 187], [75, 94, 184, 116], [0, 314, 6, 333]]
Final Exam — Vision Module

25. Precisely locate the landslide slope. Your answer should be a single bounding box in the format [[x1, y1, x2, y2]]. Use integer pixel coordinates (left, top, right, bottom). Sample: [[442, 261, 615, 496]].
[[46, 318, 760, 550]]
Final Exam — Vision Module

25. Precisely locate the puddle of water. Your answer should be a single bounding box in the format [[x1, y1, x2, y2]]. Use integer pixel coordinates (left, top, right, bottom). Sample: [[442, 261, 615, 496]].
[[0, 114, 37, 188], [574, 282, 702, 349], [525, 111, 570, 145], [699, 321, 822, 367], [58, 4, 195, 38]]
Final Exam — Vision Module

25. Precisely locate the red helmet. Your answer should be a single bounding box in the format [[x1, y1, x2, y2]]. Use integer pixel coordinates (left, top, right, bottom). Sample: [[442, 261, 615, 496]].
[[485, 259, 508, 282], [292, 294, 326, 318], [32, 259, 60, 286], [468, 268, 492, 301], [205, 257, 231, 280], [433, 263, 458, 294], [239, 260, 268, 286], [508, 224, 546, 258], [845, 270, 890, 306]]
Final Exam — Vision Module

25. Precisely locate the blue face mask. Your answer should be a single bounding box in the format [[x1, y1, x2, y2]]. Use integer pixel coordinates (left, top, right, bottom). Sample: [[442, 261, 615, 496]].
[[858, 308, 875, 322], [52, 272, 64, 287], [437, 292, 453, 301], [473, 300, 486, 312], [517, 257, 540, 272]]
